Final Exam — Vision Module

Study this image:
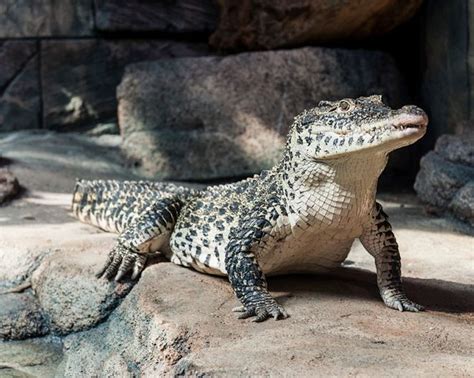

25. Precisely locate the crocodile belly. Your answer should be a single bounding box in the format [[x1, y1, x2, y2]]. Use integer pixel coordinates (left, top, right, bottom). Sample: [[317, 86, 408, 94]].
[[259, 233, 356, 276]]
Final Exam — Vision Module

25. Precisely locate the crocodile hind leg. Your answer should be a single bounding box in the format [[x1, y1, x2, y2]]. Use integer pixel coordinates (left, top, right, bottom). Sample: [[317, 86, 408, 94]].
[[359, 202, 424, 312], [98, 198, 182, 281]]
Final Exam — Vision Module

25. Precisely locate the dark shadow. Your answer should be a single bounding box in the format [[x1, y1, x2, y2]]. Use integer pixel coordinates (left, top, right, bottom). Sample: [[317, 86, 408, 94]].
[[266, 267, 474, 314]]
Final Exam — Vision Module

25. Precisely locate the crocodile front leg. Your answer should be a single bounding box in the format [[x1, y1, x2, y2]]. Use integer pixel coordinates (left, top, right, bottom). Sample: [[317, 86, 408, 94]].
[[360, 202, 424, 312], [225, 208, 288, 322], [98, 198, 181, 281]]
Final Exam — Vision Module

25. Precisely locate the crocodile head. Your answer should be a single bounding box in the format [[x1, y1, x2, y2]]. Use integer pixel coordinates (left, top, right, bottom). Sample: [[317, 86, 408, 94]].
[[288, 95, 428, 160]]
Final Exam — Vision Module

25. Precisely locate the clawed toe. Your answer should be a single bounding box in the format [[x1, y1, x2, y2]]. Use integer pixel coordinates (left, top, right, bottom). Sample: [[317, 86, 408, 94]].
[[234, 302, 289, 322], [382, 290, 424, 313], [96, 244, 147, 282], [392, 300, 424, 312]]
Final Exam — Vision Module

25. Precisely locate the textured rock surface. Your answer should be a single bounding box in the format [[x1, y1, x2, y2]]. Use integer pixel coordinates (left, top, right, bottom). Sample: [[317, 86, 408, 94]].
[[0, 338, 63, 377], [0, 168, 20, 204], [414, 133, 474, 225], [118, 47, 407, 180], [95, 0, 218, 33], [60, 262, 473, 376], [0, 0, 92, 37], [0, 292, 49, 340], [0, 41, 40, 131], [210, 0, 423, 51], [0, 240, 46, 292], [31, 250, 133, 335], [449, 181, 474, 226], [41, 39, 209, 130]]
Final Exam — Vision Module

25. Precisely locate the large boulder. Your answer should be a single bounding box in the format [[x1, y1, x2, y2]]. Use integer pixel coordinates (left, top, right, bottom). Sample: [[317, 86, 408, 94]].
[[118, 47, 408, 181], [31, 249, 134, 335], [0, 292, 49, 340], [210, 0, 423, 51], [94, 0, 218, 34], [0, 41, 40, 131], [414, 132, 474, 226], [41, 39, 209, 130], [0, 0, 92, 37], [58, 262, 474, 376]]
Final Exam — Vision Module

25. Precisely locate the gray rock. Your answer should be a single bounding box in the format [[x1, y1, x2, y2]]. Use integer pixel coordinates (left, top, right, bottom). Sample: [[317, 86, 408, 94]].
[[449, 181, 474, 226], [0, 292, 49, 340], [58, 262, 474, 376], [118, 47, 407, 180], [31, 250, 133, 335], [210, 0, 423, 51], [0, 235, 50, 292], [0, 0, 92, 37], [415, 152, 474, 209], [41, 39, 209, 130], [435, 133, 474, 166], [0, 168, 20, 204], [0, 338, 63, 377], [414, 133, 474, 225], [0, 41, 40, 131], [94, 0, 218, 33], [58, 264, 200, 376]]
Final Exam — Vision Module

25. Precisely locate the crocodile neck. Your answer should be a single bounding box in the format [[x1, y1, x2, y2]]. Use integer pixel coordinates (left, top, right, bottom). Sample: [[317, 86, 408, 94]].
[[277, 151, 389, 228]]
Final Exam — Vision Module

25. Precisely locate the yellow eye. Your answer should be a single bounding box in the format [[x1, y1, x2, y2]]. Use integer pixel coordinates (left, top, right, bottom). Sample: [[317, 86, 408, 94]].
[[338, 100, 351, 112]]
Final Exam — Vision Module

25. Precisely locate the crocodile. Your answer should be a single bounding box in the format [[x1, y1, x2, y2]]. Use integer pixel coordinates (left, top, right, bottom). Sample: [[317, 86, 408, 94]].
[[72, 95, 428, 322]]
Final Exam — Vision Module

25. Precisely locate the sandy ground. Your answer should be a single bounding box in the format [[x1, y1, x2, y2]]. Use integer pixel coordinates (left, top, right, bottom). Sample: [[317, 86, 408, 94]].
[[0, 131, 473, 376]]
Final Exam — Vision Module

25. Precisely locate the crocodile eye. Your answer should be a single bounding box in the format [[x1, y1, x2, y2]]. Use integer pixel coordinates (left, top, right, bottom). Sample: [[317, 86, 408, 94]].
[[338, 100, 352, 112]]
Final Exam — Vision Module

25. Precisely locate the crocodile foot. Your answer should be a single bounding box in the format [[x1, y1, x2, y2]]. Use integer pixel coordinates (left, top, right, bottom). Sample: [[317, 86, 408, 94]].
[[381, 288, 424, 312], [232, 300, 289, 322], [96, 243, 147, 282]]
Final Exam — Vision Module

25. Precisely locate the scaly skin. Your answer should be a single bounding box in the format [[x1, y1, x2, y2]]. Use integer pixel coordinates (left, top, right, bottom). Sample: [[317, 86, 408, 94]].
[[72, 95, 428, 322]]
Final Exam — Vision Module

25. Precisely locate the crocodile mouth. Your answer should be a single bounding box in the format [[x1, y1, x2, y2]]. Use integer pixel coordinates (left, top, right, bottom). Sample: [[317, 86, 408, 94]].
[[390, 113, 428, 135]]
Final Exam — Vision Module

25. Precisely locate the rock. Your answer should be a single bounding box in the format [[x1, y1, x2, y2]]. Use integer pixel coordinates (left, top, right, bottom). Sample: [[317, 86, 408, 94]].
[[58, 262, 474, 376], [0, 168, 20, 204], [0, 41, 40, 131], [31, 250, 134, 335], [0, 292, 49, 340], [0, 338, 63, 377], [94, 0, 218, 34], [210, 0, 423, 51], [414, 132, 474, 225], [118, 47, 407, 181], [0, 0, 92, 37], [0, 244, 47, 292], [449, 181, 474, 226], [435, 133, 474, 166], [41, 39, 209, 130]]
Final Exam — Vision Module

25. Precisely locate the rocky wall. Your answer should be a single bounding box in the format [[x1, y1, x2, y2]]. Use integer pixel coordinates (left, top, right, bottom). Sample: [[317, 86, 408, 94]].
[[0, 0, 217, 132]]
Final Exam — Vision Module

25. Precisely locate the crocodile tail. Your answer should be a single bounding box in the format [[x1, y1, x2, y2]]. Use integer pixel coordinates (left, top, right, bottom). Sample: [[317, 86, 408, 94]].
[[72, 179, 193, 234]]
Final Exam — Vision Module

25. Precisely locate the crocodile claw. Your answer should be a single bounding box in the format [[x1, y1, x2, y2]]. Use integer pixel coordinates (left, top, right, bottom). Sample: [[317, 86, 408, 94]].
[[96, 244, 147, 282], [381, 289, 424, 312], [233, 300, 289, 322]]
